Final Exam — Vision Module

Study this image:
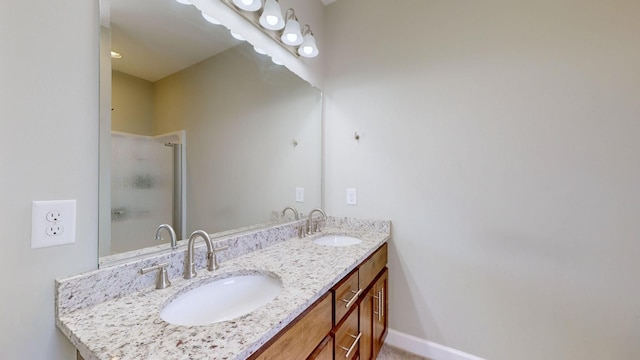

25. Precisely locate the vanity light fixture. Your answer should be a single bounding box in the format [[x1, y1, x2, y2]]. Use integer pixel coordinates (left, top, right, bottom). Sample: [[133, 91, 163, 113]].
[[232, 0, 261, 12], [110, 51, 123, 59], [298, 25, 318, 58], [259, 0, 285, 30], [221, 0, 319, 59], [281, 9, 303, 46], [201, 12, 221, 25]]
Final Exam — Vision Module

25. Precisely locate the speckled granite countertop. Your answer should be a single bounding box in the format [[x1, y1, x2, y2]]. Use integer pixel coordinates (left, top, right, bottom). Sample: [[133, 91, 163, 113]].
[[57, 219, 390, 360]]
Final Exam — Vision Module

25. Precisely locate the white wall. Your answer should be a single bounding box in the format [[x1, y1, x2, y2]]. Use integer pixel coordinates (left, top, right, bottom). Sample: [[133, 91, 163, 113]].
[[154, 44, 322, 233], [0, 0, 99, 359], [323, 0, 640, 359], [111, 70, 155, 135]]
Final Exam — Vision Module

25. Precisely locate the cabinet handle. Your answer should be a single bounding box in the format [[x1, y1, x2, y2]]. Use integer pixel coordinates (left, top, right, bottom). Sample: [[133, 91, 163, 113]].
[[338, 333, 362, 358], [341, 288, 363, 308], [380, 287, 384, 319], [373, 290, 382, 321]]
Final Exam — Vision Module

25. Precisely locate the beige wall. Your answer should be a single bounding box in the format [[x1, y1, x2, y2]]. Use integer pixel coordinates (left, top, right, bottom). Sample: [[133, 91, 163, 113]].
[[155, 44, 322, 233], [111, 70, 155, 135], [324, 0, 640, 359], [0, 0, 99, 359]]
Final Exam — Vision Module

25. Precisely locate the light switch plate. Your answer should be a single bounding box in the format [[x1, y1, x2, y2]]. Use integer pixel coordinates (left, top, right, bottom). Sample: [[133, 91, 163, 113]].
[[296, 187, 304, 203], [31, 200, 76, 249], [346, 188, 357, 205]]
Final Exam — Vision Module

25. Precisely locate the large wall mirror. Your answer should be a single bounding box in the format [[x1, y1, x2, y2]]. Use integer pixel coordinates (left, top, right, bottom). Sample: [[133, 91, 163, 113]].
[[99, 0, 322, 266]]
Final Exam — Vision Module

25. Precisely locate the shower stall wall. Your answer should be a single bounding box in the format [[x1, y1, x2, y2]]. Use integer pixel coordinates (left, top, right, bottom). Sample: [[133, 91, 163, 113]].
[[110, 131, 186, 254]]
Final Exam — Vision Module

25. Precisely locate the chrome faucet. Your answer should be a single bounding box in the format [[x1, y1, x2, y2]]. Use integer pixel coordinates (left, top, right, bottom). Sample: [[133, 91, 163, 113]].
[[282, 206, 300, 220], [184, 230, 227, 279], [307, 208, 327, 234], [155, 224, 177, 250]]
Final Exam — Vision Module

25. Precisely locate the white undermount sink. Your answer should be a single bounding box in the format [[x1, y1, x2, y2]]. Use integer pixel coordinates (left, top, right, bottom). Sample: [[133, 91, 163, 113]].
[[313, 235, 362, 247], [160, 273, 282, 326]]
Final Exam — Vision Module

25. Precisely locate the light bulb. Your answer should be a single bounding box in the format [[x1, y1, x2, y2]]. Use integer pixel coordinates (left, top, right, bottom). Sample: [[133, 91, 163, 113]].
[[175, 0, 191, 5], [271, 57, 283, 66], [232, 0, 261, 12], [266, 15, 279, 26], [281, 16, 302, 46], [201, 12, 221, 25], [253, 46, 267, 55], [298, 32, 318, 58], [259, 0, 284, 30]]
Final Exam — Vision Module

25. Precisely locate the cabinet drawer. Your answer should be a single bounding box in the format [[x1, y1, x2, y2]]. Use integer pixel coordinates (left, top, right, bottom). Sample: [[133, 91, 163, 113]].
[[252, 294, 332, 360], [334, 268, 361, 324], [358, 243, 387, 290], [334, 307, 360, 360]]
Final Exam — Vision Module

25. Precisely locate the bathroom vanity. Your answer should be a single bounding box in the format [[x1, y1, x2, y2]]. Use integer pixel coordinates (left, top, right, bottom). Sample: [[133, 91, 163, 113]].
[[56, 217, 390, 360], [249, 243, 388, 360]]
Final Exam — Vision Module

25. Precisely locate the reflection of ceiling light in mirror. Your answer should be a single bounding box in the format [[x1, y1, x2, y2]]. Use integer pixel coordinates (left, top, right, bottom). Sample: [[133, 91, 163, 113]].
[[201, 12, 221, 25], [222, 0, 319, 59], [259, 0, 284, 30], [175, 0, 192, 5], [110, 51, 123, 59], [230, 32, 245, 41], [232, 0, 261, 11], [253, 46, 267, 55]]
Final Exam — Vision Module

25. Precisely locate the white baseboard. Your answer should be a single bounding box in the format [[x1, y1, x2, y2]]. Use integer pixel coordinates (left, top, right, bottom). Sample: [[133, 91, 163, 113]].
[[384, 329, 486, 360]]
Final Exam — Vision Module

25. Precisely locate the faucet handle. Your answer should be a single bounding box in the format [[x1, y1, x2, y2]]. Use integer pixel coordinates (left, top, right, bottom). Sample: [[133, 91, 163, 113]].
[[207, 245, 229, 271], [140, 262, 171, 289]]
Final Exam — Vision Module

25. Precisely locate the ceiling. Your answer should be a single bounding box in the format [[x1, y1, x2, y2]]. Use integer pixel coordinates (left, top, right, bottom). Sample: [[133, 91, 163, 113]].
[[107, 0, 335, 82], [108, 0, 239, 82]]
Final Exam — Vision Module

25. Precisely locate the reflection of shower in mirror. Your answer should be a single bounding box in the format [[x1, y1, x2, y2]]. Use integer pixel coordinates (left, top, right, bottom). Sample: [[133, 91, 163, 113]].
[[109, 130, 186, 255]]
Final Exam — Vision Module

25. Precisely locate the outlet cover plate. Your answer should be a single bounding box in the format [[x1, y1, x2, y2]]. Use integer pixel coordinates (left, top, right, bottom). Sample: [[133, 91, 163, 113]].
[[346, 188, 357, 205], [31, 200, 76, 249]]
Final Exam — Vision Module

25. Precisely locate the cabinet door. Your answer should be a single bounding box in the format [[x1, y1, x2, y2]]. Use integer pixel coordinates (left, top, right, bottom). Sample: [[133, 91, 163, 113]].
[[372, 268, 388, 358], [358, 288, 373, 360]]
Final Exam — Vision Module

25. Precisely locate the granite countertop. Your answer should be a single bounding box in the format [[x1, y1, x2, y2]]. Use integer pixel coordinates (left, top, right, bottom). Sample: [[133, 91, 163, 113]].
[[57, 225, 390, 360]]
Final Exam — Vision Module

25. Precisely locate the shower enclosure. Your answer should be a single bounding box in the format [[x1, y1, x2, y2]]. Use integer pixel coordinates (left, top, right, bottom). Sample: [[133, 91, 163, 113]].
[[109, 130, 186, 254]]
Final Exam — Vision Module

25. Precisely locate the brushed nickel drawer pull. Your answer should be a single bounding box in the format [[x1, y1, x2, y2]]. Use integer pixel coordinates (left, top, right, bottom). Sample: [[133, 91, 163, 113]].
[[380, 287, 385, 318], [373, 290, 382, 321], [341, 288, 363, 308], [338, 332, 362, 358]]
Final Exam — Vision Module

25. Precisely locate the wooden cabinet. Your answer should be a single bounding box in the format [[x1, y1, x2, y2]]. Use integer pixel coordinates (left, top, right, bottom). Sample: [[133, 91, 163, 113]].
[[333, 269, 361, 325], [308, 336, 333, 360], [334, 307, 360, 360], [250, 293, 332, 360], [372, 269, 388, 359], [253, 243, 388, 360], [358, 245, 388, 360], [358, 288, 374, 360]]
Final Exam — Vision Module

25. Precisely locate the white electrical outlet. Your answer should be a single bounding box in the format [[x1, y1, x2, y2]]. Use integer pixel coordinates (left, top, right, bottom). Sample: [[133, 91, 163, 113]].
[[32, 200, 76, 249], [296, 187, 305, 203], [346, 188, 357, 205]]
